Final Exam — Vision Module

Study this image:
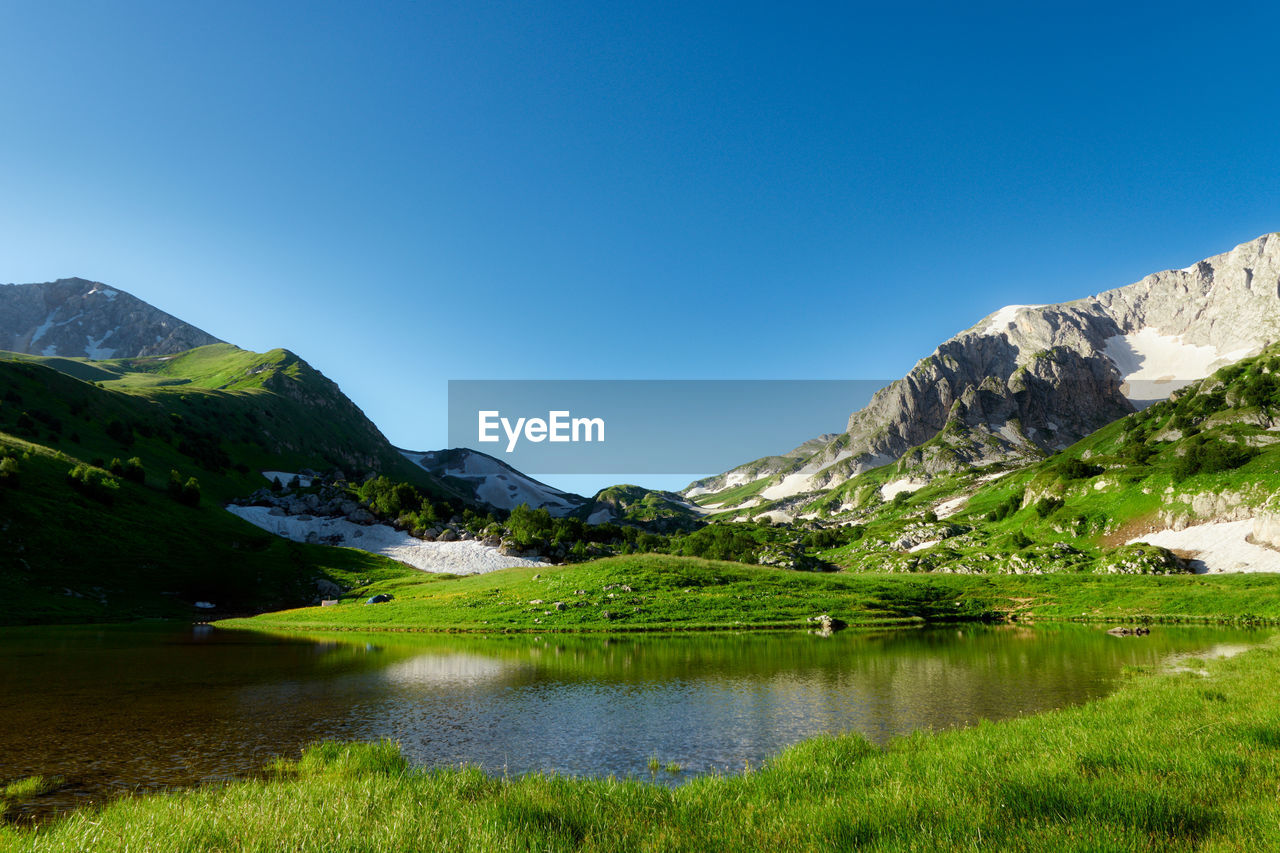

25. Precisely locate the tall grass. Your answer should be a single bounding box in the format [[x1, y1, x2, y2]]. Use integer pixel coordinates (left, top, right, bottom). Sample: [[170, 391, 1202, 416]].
[[7, 638, 1280, 851]]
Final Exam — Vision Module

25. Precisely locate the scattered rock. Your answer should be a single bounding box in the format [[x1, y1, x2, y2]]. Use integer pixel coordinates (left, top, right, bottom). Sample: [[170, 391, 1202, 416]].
[[1106, 625, 1151, 637], [808, 614, 846, 635], [315, 578, 343, 597]]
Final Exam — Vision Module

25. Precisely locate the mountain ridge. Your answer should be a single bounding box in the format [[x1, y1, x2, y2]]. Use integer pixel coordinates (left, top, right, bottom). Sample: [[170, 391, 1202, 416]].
[[689, 232, 1280, 512], [0, 277, 223, 359]]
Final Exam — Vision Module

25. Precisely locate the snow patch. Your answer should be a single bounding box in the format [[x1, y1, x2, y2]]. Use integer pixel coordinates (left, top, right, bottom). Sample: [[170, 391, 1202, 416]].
[[980, 304, 1044, 336], [1128, 519, 1280, 574], [759, 450, 854, 501], [908, 539, 941, 553], [262, 471, 311, 487], [935, 495, 968, 519], [226, 505, 543, 574], [83, 333, 115, 360], [402, 449, 581, 515], [586, 508, 614, 525], [756, 509, 794, 523], [1103, 328, 1253, 402], [880, 478, 926, 500]]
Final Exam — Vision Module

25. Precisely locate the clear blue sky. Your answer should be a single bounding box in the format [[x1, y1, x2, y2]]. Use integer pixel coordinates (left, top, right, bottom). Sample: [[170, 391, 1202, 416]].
[[2, 1, 1278, 494]]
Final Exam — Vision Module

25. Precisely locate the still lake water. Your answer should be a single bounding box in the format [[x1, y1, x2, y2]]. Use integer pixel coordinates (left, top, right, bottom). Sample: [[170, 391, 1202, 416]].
[[0, 623, 1264, 818]]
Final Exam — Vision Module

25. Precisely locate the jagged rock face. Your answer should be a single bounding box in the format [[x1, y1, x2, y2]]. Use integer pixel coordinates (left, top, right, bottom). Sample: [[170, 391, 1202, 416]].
[[0, 278, 222, 359], [691, 233, 1280, 501]]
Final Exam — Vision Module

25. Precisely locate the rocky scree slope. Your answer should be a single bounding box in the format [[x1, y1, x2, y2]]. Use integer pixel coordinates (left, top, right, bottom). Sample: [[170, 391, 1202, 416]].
[[690, 233, 1280, 509], [0, 278, 223, 358]]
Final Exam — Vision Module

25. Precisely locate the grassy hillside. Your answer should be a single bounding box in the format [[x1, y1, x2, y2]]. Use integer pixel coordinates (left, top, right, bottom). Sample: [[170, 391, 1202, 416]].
[[218, 552, 1280, 634], [0, 346, 476, 624]]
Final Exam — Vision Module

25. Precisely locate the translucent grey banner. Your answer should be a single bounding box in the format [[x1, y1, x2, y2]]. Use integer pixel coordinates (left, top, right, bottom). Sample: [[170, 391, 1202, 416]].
[[447, 380, 886, 475]]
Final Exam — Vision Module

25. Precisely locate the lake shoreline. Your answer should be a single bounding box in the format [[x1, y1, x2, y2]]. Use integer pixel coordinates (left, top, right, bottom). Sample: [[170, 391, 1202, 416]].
[[5, 629, 1277, 851]]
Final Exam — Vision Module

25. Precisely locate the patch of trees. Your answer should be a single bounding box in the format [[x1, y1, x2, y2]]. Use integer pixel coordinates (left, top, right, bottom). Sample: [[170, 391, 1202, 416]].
[[985, 493, 1022, 522], [67, 463, 121, 505], [109, 457, 146, 484], [800, 526, 863, 550], [0, 455, 19, 487], [1057, 458, 1104, 480], [668, 525, 762, 563], [1033, 496, 1064, 518], [1171, 437, 1257, 481], [168, 469, 202, 507]]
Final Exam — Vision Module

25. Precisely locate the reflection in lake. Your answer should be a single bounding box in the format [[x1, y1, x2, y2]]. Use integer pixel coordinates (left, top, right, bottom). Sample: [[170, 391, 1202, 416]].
[[0, 622, 1266, 819]]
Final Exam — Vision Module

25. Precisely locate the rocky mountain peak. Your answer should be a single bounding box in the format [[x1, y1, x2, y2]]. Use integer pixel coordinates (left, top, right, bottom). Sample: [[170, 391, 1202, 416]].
[[688, 232, 1280, 509], [0, 277, 223, 359]]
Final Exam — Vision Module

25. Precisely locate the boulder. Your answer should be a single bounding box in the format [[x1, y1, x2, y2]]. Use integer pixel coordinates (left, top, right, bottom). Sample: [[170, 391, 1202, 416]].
[[315, 578, 343, 597], [1252, 511, 1280, 550], [1106, 625, 1151, 637], [364, 593, 394, 605], [439, 527, 458, 542]]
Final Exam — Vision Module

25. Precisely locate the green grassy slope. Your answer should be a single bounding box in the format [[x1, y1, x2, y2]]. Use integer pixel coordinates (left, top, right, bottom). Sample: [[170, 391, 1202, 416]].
[[8, 633, 1280, 851], [0, 346, 476, 624], [218, 552, 1280, 633]]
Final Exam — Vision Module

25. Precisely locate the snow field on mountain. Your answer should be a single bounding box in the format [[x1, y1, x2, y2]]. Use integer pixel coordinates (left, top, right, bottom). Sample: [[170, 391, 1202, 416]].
[[1128, 520, 1280, 573], [1103, 328, 1254, 400], [226, 505, 544, 574]]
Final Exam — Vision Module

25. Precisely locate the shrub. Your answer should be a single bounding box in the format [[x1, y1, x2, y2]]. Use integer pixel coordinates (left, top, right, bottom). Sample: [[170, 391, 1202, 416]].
[[1058, 458, 1104, 480], [168, 470, 201, 506], [0, 456, 18, 486], [1172, 438, 1257, 481], [123, 457, 146, 483], [1034, 497, 1064, 518], [66, 463, 120, 504], [986, 493, 1022, 522]]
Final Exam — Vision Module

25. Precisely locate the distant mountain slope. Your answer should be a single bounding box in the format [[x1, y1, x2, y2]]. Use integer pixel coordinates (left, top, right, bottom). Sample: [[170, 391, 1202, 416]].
[[691, 233, 1280, 510], [0, 277, 223, 358], [400, 447, 590, 516], [812, 342, 1280, 576]]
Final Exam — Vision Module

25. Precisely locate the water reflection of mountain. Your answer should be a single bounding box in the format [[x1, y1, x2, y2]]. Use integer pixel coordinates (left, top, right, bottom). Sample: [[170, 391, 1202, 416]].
[[0, 623, 1267, 819]]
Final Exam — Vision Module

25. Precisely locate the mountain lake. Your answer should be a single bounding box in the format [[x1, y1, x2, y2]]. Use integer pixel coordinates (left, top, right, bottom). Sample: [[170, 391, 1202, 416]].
[[0, 622, 1267, 821]]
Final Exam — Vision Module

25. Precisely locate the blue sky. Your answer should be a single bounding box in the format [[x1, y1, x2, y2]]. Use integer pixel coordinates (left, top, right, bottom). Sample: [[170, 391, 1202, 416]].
[[2, 1, 1278, 495]]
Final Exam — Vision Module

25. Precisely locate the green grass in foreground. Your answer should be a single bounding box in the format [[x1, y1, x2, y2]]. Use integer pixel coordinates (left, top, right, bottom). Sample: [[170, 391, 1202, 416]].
[[217, 553, 1280, 633], [7, 635, 1280, 851]]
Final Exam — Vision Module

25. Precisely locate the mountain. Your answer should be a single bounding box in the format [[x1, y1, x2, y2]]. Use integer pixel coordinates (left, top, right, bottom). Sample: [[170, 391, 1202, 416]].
[[399, 447, 590, 516], [0, 343, 481, 624], [690, 233, 1280, 512], [811, 342, 1280, 576], [0, 278, 223, 358]]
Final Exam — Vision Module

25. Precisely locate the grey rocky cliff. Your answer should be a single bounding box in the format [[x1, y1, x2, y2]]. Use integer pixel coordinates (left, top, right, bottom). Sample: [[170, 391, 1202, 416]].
[[689, 233, 1280, 503], [0, 277, 222, 358]]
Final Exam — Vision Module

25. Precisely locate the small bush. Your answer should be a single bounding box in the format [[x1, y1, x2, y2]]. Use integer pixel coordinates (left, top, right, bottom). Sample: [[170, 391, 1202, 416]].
[[1058, 458, 1104, 480], [123, 457, 146, 483], [0, 456, 18, 486], [1034, 497, 1064, 518], [168, 470, 201, 507], [66, 463, 120, 504]]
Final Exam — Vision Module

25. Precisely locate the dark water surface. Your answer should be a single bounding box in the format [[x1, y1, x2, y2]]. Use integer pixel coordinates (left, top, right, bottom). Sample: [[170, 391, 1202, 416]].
[[0, 622, 1263, 818]]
